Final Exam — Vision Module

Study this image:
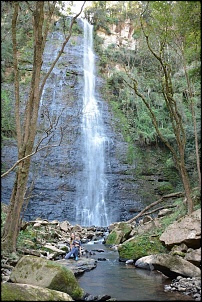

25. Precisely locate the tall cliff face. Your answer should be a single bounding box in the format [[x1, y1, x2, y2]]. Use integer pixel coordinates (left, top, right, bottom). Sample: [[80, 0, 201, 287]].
[[1, 18, 169, 226], [97, 19, 138, 50]]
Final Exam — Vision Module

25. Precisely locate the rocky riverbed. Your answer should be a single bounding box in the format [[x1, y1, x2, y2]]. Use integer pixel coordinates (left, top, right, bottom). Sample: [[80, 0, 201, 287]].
[[164, 276, 201, 301], [1, 215, 201, 301]]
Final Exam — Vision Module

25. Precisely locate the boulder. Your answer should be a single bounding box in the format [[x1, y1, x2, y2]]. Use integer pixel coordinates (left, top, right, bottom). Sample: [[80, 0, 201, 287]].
[[1, 282, 73, 301], [160, 209, 201, 248], [105, 222, 132, 245], [118, 235, 167, 261], [9, 255, 84, 300], [56, 257, 97, 275], [142, 215, 153, 223], [59, 221, 71, 232], [136, 218, 162, 235], [184, 247, 201, 267], [134, 253, 201, 278], [158, 208, 173, 217]]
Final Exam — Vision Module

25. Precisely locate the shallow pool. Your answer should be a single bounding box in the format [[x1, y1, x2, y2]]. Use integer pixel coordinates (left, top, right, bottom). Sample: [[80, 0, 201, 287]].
[[77, 242, 193, 301]]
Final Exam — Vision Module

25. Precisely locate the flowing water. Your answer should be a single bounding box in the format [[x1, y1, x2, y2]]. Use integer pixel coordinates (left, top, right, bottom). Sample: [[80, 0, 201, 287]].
[[76, 19, 110, 227], [77, 242, 193, 301], [1, 17, 195, 301]]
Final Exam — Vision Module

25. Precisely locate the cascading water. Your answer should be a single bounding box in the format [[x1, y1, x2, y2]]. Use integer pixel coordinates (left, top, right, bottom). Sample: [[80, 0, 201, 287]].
[[76, 19, 109, 227]]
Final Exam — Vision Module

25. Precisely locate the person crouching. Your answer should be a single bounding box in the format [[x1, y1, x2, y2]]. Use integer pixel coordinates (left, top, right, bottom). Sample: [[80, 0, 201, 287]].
[[65, 235, 81, 261]]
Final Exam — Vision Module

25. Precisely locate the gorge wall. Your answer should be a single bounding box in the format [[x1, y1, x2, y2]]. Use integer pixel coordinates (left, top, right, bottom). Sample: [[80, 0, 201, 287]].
[[1, 18, 174, 226]]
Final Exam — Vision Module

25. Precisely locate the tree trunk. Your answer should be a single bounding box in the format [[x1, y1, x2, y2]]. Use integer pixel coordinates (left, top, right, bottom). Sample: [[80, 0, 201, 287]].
[[179, 161, 193, 215], [1, 1, 86, 254], [2, 1, 44, 254], [2, 159, 31, 253]]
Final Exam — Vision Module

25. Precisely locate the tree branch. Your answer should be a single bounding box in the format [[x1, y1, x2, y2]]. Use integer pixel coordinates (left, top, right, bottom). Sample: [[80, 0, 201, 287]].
[[127, 191, 185, 223], [1, 119, 64, 179]]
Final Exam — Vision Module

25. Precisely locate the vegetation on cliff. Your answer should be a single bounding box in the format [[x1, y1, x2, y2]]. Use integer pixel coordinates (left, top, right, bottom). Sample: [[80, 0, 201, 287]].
[[1, 1, 201, 256]]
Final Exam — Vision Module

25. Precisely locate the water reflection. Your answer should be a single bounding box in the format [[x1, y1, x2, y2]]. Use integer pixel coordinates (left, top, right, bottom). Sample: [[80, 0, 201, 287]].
[[77, 243, 193, 301]]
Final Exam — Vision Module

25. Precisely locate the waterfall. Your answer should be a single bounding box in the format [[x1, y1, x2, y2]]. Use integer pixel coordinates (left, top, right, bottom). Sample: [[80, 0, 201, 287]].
[[76, 19, 109, 227]]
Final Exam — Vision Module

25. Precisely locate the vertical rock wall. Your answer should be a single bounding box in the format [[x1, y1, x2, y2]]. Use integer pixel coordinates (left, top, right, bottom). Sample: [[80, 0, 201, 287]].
[[1, 18, 158, 226]]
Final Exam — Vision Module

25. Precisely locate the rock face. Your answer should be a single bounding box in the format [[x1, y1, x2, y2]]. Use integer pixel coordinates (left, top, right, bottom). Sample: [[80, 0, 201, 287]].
[[10, 255, 84, 300], [97, 19, 137, 50], [0, 18, 143, 225], [0, 17, 186, 225], [134, 254, 201, 279], [159, 209, 201, 248]]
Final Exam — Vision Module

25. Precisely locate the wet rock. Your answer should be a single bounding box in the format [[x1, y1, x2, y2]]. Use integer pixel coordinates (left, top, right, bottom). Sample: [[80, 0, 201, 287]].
[[82, 293, 113, 301], [164, 276, 201, 301], [56, 257, 97, 276]]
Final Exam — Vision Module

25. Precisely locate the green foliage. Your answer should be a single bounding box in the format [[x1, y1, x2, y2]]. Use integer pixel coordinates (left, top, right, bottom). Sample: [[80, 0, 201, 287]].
[[160, 199, 187, 230], [1, 90, 16, 141], [118, 194, 196, 260], [17, 226, 38, 249], [1, 210, 7, 237], [156, 182, 174, 195], [60, 17, 83, 35], [91, 0, 201, 191], [1, 40, 13, 67]]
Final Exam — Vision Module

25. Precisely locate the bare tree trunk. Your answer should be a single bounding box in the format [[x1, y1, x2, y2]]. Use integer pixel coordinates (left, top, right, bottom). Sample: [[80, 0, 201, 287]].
[[2, 1, 44, 254], [2, 1, 86, 254], [2, 159, 31, 252], [179, 161, 193, 215]]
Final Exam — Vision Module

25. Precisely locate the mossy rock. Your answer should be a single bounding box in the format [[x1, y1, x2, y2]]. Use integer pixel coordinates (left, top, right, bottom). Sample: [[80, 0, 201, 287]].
[[10, 255, 84, 300], [118, 235, 168, 261], [105, 222, 132, 245], [1, 282, 74, 301]]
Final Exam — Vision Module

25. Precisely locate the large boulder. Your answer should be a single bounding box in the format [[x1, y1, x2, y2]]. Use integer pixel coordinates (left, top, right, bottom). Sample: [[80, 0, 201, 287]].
[[9, 255, 84, 300], [105, 222, 132, 245], [160, 209, 201, 249], [56, 258, 97, 275], [118, 235, 167, 261], [1, 282, 73, 301], [134, 254, 201, 279]]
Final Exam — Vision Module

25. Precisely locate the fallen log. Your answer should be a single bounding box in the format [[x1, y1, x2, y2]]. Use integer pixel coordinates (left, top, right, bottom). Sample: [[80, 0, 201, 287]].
[[127, 191, 185, 223]]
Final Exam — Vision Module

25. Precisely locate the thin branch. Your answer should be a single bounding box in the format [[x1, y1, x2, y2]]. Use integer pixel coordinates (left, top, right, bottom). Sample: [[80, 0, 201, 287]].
[[142, 204, 177, 216], [1, 126, 63, 178]]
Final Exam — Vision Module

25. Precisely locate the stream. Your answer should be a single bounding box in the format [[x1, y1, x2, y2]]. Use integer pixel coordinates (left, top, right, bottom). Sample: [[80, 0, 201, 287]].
[[77, 241, 193, 301]]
